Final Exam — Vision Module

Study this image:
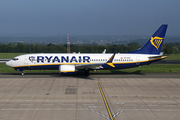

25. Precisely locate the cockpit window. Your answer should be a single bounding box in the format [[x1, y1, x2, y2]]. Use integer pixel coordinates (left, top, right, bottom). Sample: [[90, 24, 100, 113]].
[[12, 58, 19, 61]]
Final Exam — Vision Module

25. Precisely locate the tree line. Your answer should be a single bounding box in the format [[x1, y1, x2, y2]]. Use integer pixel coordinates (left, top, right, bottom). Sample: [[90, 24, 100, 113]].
[[0, 42, 179, 54]]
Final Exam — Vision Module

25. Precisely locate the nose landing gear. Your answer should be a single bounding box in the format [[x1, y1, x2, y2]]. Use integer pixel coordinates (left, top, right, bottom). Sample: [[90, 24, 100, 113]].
[[15, 69, 25, 76]]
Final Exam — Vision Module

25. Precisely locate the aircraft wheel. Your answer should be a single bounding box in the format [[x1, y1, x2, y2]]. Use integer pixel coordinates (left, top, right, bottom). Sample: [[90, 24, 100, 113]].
[[85, 70, 89, 76], [21, 71, 25, 76]]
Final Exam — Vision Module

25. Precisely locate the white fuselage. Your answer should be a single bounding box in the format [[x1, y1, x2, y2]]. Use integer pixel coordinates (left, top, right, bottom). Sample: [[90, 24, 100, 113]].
[[6, 53, 164, 71]]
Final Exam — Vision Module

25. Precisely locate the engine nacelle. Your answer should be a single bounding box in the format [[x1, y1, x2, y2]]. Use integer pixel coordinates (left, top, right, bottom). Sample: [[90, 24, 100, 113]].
[[59, 65, 76, 74]]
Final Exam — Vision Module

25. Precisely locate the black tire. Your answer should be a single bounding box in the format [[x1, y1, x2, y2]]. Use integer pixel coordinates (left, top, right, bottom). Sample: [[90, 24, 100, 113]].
[[85, 70, 89, 76]]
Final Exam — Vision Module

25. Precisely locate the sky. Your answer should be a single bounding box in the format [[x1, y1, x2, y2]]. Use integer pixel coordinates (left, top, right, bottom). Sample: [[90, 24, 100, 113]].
[[0, 0, 180, 36]]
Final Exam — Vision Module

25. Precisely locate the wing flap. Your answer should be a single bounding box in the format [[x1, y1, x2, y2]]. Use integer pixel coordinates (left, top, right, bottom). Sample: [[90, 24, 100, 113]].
[[148, 55, 167, 59], [76, 63, 104, 69]]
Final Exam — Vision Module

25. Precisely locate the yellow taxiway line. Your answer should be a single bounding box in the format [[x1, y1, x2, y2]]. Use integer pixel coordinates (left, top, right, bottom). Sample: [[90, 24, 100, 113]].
[[98, 82, 113, 120]]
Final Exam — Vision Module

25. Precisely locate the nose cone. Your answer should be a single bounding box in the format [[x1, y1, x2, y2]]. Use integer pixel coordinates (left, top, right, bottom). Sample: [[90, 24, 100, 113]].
[[6, 61, 12, 67]]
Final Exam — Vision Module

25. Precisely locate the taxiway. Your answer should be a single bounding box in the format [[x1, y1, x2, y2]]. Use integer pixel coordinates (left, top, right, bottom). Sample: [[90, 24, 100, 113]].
[[0, 74, 180, 120]]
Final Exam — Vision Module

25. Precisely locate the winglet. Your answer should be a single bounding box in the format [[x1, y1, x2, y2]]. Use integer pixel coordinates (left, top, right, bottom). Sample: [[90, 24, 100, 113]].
[[102, 49, 106, 54], [107, 53, 115, 67]]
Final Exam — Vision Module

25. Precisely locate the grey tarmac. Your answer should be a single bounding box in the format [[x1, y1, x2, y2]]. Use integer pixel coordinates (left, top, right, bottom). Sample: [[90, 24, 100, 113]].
[[0, 73, 180, 120]]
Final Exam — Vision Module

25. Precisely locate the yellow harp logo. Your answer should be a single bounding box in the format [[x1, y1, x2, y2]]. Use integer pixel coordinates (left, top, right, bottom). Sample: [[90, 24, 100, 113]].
[[150, 37, 163, 50]]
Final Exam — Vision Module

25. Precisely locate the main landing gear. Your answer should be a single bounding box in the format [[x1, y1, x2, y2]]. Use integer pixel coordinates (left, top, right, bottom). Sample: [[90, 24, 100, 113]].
[[21, 70, 25, 76], [85, 70, 89, 76]]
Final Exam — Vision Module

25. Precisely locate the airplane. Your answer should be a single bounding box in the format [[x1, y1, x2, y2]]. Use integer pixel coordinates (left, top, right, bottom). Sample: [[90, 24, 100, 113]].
[[6, 24, 168, 76]]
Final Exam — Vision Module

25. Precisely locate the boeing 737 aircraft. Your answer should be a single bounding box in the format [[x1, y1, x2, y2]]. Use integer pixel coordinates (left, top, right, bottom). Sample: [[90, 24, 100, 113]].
[[6, 24, 168, 76]]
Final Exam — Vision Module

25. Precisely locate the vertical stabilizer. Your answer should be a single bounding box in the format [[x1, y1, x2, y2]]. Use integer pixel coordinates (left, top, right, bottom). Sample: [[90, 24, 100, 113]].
[[129, 24, 168, 54]]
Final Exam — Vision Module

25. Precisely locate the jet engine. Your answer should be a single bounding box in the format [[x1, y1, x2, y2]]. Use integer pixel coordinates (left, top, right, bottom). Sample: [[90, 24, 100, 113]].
[[59, 65, 76, 74]]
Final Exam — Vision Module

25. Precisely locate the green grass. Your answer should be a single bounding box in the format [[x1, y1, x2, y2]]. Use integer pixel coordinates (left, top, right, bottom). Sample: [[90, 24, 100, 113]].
[[164, 54, 180, 60], [91, 64, 180, 73], [0, 63, 59, 73], [0, 63, 14, 73], [0, 53, 25, 59], [115, 64, 180, 73]]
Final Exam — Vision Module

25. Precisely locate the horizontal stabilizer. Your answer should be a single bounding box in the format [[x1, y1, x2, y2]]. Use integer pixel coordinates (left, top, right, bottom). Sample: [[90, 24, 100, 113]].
[[149, 55, 167, 59]]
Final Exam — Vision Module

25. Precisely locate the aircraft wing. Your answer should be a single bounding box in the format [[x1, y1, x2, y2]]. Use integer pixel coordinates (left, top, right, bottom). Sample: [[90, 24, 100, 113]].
[[75, 53, 116, 70], [76, 63, 104, 69]]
